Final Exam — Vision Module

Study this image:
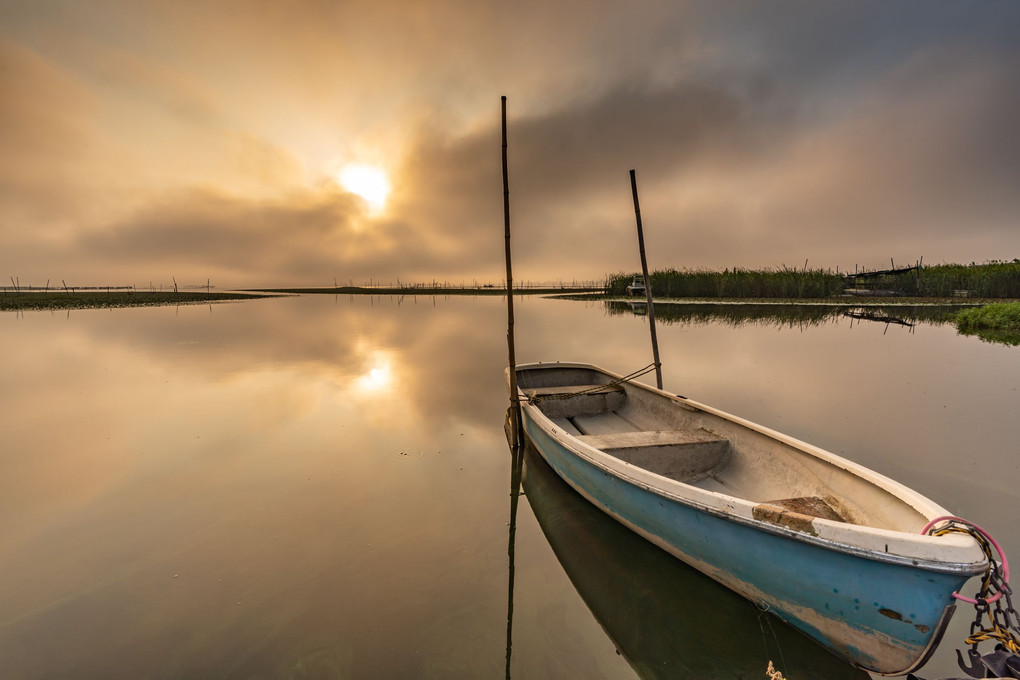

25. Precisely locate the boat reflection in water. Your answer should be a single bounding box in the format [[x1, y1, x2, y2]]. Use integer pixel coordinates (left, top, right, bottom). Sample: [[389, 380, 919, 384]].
[[520, 443, 868, 680]]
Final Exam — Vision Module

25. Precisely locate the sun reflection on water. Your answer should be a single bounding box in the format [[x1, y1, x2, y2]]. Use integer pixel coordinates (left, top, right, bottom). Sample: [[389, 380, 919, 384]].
[[356, 357, 393, 393]]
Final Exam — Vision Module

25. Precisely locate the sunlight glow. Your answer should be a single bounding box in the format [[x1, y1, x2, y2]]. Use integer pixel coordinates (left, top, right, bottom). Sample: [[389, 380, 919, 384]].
[[356, 360, 393, 392], [339, 164, 391, 212]]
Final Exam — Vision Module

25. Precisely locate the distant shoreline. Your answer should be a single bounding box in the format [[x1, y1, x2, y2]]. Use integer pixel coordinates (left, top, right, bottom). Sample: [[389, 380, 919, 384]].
[[0, 290, 275, 312], [246, 286, 602, 296], [606, 262, 1020, 299], [4, 287, 1017, 313]]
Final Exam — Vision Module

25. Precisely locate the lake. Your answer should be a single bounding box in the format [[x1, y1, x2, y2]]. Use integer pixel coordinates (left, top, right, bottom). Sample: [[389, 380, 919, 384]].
[[1, 294, 1017, 679]]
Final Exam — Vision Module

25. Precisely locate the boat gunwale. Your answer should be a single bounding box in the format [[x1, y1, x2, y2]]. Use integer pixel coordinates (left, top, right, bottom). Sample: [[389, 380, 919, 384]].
[[511, 361, 987, 576]]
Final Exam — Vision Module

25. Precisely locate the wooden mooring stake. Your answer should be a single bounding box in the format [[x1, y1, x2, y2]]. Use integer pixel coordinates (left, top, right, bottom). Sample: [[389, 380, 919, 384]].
[[629, 170, 663, 390], [503, 96, 523, 447]]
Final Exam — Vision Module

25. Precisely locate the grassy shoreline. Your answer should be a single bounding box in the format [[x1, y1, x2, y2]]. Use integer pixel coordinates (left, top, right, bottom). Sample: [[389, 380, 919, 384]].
[[0, 290, 273, 311], [248, 286, 602, 296], [956, 301, 1020, 330], [607, 262, 1020, 299], [954, 302, 1020, 346]]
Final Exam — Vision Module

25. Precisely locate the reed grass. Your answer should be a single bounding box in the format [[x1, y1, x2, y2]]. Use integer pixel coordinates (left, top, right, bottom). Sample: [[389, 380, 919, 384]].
[[607, 267, 845, 298], [913, 262, 1020, 298], [606, 261, 1020, 299]]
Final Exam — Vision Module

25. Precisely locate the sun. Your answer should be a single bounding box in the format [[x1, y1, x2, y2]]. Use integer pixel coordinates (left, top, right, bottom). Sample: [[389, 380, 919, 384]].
[[338, 164, 391, 212]]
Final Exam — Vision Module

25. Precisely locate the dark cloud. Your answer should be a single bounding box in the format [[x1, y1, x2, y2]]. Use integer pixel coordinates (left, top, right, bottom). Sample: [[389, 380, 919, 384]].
[[395, 81, 779, 280], [395, 18, 1020, 278], [718, 43, 1020, 268]]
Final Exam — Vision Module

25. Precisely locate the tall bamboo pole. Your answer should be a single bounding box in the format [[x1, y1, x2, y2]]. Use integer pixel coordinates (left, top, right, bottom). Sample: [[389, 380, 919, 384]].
[[503, 96, 523, 446], [503, 100, 525, 673], [629, 170, 662, 390]]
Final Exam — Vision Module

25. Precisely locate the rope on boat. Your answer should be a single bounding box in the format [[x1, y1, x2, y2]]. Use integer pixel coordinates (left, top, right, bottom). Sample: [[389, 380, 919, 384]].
[[757, 601, 789, 680], [909, 517, 1020, 679], [525, 363, 659, 404]]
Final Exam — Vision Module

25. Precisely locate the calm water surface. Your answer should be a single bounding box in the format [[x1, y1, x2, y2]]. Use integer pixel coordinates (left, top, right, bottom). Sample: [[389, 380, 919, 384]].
[[1, 295, 1017, 679]]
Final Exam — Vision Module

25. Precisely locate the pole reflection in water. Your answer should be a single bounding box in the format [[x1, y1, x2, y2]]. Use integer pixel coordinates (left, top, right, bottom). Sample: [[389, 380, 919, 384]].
[[518, 441, 869, 680], [505, 409, 525, 680]]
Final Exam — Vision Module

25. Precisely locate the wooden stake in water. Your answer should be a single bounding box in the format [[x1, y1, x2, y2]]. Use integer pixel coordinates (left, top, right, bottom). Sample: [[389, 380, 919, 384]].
[[629, 169, 662, 390], [503, 96, 523, 446]]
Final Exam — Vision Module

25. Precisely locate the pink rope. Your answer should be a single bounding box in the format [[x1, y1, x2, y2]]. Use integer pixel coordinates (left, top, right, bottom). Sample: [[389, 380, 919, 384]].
[[921, 515, 1010, 605]]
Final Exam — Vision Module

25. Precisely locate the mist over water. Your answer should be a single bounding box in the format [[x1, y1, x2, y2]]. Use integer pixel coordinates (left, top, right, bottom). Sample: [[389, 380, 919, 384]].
[[1, 294, 1016, 678]]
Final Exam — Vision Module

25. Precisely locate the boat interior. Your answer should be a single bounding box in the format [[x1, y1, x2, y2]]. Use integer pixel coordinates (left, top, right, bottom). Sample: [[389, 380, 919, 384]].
[[518, 365, 930, 533]]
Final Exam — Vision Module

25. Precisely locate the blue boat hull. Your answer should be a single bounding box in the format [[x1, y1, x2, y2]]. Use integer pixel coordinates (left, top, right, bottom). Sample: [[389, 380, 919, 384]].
[[523, 415, 970, 675]]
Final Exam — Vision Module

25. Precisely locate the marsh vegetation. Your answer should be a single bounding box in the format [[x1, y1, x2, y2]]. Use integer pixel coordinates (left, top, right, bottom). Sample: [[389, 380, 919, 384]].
[[955, 302, 1020, 346], [606, 261, 1020, 299], [0, 290, 269, 311], [252, 284, 599, 296]]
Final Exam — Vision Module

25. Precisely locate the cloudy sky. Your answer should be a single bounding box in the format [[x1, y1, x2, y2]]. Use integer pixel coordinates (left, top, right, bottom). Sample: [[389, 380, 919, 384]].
[[2, 0, 1018, 288]]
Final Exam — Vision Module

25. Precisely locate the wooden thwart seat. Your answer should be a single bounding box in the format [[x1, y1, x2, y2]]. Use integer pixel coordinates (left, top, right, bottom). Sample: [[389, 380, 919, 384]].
[[524, 384, 625, 398], [575, 428, 731, 482], [527, 384, 627, 419], [575, 428, 722, 450]]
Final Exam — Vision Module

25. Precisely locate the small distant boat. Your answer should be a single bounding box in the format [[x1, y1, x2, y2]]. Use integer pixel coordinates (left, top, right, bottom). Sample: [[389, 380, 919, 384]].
[[625, 275, 646, 296], [509, 361, 987, 676], [627, 301, 647, 315]]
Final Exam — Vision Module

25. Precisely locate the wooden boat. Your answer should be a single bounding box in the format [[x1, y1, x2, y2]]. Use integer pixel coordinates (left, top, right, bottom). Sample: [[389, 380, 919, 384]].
[[509, 361, 987, 676]]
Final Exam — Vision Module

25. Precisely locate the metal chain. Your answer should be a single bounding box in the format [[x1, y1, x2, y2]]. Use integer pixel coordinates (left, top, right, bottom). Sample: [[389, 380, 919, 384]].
[[1005, 580, 1020, 636], [962, 546, 1020, 655], [926, 520, 1020, 667]]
